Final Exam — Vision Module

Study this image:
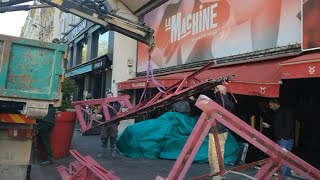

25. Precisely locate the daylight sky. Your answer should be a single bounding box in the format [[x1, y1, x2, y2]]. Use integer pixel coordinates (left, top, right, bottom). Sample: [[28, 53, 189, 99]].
[[0, 11, 29, 37], [0, 1, 33, 37]]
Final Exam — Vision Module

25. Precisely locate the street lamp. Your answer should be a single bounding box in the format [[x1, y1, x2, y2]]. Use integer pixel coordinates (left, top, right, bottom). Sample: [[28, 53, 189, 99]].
[[31, 23, 46, 41], [32, 23, 46, 29]]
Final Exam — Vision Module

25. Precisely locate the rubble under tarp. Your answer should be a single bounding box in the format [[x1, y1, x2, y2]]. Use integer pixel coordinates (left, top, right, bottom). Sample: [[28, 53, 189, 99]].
[[117, 112, 241, 164]]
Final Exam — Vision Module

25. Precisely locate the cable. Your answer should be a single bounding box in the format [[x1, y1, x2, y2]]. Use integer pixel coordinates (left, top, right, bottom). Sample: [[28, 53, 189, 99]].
[[0, 4, 51, 13], [224, 170, 258, 180]]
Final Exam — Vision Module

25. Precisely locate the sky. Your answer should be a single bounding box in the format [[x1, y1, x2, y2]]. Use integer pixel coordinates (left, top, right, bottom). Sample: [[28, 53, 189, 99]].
[[0, 2, 33, 37], [0, 11, 29, 37]]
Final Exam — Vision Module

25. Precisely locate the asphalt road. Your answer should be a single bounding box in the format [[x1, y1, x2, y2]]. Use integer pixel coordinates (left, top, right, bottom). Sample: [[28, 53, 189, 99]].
[[30, 131, 259, 180]]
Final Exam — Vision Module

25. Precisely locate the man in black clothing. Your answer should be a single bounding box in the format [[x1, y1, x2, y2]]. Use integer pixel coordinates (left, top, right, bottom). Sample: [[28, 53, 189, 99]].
[[207, 85, 233, 180], [267, 99, 295, 178], [36, 105, 57, 165], [97, 91, 121, 158]]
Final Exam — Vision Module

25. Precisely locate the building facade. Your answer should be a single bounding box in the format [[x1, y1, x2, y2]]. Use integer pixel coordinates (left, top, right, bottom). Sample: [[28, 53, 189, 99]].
[[20, 0, 145, 135], [116, 0, 320, 168], [18, 0, 320, 170], [21, 1, 61, 42], [20, 7, 41, 39], [21, 3, 136, 101]]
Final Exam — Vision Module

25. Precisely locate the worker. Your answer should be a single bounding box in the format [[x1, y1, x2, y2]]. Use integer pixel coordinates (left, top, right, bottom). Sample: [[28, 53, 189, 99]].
[[36, 104, 57, 165], [97, 91, 121, 158], [263, 99, 295, 178], [208, 85, 233, 180]]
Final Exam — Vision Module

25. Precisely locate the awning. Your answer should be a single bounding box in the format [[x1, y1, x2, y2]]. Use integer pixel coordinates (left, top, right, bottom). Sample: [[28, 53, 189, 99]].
[[65, 64, 92, 78], [280, 53, 320, 79], [65, 55, 110, 78], [119, 59, 286, 97]]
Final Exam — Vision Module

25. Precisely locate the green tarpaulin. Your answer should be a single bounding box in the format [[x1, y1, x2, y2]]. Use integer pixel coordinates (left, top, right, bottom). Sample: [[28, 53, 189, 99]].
[[117, 112, 241, 164]]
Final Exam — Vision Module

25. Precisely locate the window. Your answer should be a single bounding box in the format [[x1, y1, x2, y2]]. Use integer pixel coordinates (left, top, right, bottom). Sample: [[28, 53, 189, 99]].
[[67, 46, 73, 69], [81, 42, 88, 63], [97, 31, 109, 57]]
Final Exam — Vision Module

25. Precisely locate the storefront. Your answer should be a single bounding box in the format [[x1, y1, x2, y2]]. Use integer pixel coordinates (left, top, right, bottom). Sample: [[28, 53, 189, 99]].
[[119, 0, 302, 91], [64, 19, 113, 100], [117, 0, 320, 168]]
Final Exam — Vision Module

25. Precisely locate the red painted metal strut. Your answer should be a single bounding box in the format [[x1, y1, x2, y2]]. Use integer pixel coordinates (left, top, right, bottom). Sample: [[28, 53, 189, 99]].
[[72, 95, 133, 132], [57, 150, 121, 180], [72, 62, 234, 133], [156, 95, 320, 180]]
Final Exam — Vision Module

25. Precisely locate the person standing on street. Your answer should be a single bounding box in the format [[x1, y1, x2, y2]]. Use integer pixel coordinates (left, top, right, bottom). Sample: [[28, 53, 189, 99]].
[[266, 99, 295, 178], [37, 104, 57, 165], [207, 85, 233, 180], [97, 91, 121, 158]]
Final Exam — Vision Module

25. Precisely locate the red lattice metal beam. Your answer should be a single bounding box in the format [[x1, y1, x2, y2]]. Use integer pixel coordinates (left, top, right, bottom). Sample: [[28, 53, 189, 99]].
[[156, 95, 320, 180], [72, 95, 133, 132], [57, 150, 121, 180], [72, 62, 234, 133]]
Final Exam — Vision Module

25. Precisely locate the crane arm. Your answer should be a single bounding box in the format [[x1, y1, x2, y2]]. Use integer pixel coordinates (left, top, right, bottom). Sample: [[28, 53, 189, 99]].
[[41, 0, 155, 48], [0, 0, 155, 48]]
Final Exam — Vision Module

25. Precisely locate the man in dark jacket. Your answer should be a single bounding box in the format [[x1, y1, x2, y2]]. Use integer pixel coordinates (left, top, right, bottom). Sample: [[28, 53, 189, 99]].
[[97, 91, 121, 158], [37, 105, 57, 165], [268, 99, 295, 178], [207, 85, 233, 180]]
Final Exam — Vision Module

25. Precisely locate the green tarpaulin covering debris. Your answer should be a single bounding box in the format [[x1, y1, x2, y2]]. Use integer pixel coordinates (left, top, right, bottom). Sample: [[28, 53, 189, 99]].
[[117, 112, 241, 164]]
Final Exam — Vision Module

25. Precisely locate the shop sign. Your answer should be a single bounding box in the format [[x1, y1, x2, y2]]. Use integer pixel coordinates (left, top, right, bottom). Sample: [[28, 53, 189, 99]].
[[65, 64, 92, 78], [93, 60, 105, 69], [132, 82, 146, 88], [71, 20, 87, 38]]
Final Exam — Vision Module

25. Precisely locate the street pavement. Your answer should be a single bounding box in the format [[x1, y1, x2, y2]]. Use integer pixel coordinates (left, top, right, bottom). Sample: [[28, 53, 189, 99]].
[[30, 130, 259, 180]]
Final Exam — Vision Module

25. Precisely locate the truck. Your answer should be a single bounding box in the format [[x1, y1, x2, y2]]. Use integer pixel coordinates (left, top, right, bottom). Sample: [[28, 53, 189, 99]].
[[0, 34, 65, 179]]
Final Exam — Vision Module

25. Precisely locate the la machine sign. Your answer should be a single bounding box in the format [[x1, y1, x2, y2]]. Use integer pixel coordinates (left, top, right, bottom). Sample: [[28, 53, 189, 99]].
[[137, 0, 301, 72], [166, 4, 218, 43]]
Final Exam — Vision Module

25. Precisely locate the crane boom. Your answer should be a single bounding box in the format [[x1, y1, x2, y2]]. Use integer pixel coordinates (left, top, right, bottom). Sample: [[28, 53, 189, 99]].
[[0, 0, 155, 48]]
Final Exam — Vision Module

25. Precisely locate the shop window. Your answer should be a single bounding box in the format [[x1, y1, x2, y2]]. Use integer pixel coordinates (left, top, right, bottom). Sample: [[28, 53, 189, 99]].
[[67, 47, 73, 69], [97, 31, 109, 57], [81, 41, 88, 63]]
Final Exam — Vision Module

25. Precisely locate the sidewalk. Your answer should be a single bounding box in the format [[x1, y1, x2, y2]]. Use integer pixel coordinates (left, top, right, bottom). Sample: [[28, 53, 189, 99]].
[[31, 131, 258, 180]]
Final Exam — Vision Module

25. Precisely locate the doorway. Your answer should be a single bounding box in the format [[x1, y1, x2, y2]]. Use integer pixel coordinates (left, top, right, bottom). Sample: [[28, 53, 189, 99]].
[[280, 78, 320, 169], [93, 73, 103, 99]]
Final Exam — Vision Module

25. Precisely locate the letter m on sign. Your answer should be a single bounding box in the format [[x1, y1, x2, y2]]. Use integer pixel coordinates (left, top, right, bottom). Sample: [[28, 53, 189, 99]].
[[171, 13, 182, 43]]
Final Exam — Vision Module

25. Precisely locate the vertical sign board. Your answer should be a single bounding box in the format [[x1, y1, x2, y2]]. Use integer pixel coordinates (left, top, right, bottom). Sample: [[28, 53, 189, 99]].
[[137, 0, 301, 72], [302, 0, 320, 51]]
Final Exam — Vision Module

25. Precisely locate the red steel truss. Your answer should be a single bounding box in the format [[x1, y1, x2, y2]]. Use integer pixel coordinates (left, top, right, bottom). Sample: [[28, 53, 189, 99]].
[[57, 150, 121, 180], [70, 61, 320, 180], [156, 95, 320, 180], [72, 62, 233, 133], [65, 95, 320, 180]]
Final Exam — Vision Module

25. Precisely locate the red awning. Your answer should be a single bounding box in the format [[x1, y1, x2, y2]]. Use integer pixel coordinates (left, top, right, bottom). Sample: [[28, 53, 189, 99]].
[[280, 53, 320, 79], [118, 59, 285, 97]]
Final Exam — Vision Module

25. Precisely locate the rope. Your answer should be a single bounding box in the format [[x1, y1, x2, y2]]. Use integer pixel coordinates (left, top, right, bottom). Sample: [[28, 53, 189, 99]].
[[230, 93, 238, 104], [222, 76, 238, 104], [139, 49, 166, 103], [148, 50, 166, 93]]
